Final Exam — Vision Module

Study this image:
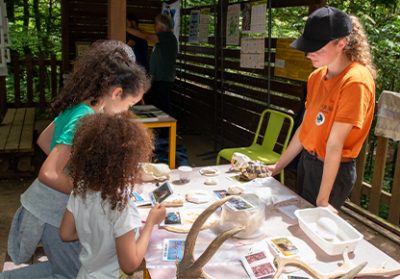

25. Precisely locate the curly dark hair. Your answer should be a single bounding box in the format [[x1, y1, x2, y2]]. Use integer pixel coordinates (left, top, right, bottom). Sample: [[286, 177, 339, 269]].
[[69, 112, 154, 211], [51, 40, 150, 116]]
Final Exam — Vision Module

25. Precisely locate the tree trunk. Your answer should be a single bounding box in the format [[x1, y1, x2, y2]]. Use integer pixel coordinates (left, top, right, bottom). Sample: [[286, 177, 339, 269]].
[[33, 0, 42, 52], [33, 0, 41, 32], [23, 0, 29, 28], [6, 0, 15, 22]]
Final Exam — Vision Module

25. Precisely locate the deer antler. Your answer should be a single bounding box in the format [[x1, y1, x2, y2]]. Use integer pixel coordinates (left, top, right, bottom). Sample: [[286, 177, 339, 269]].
[[273, 250, 400, 279], [176, 196, 244, 279], [272, 256, 366, 279]]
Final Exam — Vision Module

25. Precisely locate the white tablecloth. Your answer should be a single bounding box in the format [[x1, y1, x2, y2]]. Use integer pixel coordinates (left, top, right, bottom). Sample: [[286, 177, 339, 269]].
[[135, 165, 400, 279]]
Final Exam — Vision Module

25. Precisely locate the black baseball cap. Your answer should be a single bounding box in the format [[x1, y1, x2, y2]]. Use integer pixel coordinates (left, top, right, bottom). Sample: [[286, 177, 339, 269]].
[[290, 6, 352, 52]]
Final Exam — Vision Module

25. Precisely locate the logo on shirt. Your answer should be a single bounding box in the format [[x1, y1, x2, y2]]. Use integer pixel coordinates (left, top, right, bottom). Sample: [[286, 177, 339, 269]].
[[316, 112, 325, 126]]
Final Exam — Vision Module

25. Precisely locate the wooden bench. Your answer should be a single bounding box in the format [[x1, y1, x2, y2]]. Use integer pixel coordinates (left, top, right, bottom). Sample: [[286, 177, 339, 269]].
[[0, 108, 36, 176]]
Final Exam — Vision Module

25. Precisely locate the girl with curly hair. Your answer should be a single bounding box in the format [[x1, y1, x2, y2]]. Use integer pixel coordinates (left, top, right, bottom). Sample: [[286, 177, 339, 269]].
[[60, 113, 165, 278], [269, 6, 376, 211], [2, 40, 150, 279]]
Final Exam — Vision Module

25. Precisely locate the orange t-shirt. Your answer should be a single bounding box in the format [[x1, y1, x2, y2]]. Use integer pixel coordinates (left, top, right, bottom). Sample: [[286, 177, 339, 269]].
[[299, 62, 375, 159]]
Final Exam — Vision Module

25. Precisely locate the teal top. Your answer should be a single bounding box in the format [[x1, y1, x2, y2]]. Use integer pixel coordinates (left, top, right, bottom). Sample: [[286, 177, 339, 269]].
[[149, 31, 178, 82], [21, 103, 95, 227], [50, 103, 95, 151]]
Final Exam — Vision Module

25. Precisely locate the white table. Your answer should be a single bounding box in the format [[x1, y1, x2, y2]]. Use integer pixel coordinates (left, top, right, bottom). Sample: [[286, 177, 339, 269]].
[[135, 165, 400, 278]]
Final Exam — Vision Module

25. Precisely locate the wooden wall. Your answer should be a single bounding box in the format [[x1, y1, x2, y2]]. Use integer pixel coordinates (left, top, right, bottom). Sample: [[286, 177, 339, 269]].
[[173, 0, 324, 149], [61, 0, 162, 72]]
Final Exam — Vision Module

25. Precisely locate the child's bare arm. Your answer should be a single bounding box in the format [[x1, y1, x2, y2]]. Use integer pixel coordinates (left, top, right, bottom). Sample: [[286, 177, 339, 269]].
[[116, 204, 166, 275], [38, 144, 73, 194], [60, 209, 79, 242], [37, 121, 55, 155]]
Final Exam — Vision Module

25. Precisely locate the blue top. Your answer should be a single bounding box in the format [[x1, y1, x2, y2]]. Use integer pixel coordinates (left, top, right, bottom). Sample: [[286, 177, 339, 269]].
[[21, 103, 95, 227], [127, 33, 149, 73]]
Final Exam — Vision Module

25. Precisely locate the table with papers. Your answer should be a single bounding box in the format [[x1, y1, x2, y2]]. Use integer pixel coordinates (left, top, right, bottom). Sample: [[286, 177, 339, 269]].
[[134, 165, 400, 279]]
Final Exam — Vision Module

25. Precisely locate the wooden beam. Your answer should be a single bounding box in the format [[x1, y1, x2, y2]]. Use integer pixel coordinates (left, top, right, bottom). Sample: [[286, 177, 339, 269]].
[[369, 136, 389, 214], [61, 0, 71, 73], [108, 0, 126, 41], [388, 146, 400, 224]]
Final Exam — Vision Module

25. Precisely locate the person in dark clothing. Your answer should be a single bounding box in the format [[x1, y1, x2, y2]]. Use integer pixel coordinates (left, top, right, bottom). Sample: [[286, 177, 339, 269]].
[[127, 14, 178, 115], [126, 15, 149, 73]]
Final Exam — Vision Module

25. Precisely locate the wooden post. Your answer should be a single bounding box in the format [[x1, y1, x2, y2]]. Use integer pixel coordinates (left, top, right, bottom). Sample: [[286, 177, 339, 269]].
[[51, 54, 58, 98], [388, 144, 400, 224], [0, 76, 6, 117], [26, 55, 34, 106], [351, 142, 367, 204], [61, 0, 70, 73], [368, 136, 389, 214], [107, 0, 126, 41], [38, 55, 46, 111], [12, 55, 21, 107]]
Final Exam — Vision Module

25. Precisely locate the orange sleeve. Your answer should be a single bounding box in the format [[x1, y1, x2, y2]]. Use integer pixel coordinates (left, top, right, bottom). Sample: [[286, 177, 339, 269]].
[[335, 83, 373, 128]]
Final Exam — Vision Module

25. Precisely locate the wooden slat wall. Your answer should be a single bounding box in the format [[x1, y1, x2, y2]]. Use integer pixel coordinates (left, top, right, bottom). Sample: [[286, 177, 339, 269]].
[[64, 0, 162, 70], [172, 0, 321, 148]]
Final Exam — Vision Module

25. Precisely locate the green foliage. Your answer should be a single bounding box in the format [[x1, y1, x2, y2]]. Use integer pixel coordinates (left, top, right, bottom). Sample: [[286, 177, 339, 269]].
[[6, 0, 61, 57]]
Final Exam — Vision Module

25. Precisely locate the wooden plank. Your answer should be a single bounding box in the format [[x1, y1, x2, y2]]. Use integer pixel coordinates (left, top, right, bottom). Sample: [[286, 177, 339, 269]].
[[222, 71, 305, 98], [0, 109, 16, 151], [61, 0, 71, 72], [176, 63, 215, 77], [19, 108, 35, 152], [38, 56, 46, 111], [4, 109, 26, 152], [12, 55, 21, 107], [108, 0, 126, 41], [51, 55, 58, 99], [388, 145, 400, 224], [368, 136, 389, 214], [180, 45, 215, 55], [0, 77, 6, 116], [177, 72, 215, 88], [351, 142, 367, 204], [177, 53, 215, 66], [26, 55, 34, 106], [222, 102, 260, 133], [224, 83, 302, 113]]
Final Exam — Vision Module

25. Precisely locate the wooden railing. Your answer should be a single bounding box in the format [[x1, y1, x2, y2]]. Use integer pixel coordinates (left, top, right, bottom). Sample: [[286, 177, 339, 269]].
[[349, 136, 400, 234], [7, 54, 63, 112]]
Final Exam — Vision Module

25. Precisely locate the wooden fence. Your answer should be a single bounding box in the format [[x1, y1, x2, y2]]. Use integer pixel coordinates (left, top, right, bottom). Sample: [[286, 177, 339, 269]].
[[4, 54, 62, 112], [349, 137, 400, 234]]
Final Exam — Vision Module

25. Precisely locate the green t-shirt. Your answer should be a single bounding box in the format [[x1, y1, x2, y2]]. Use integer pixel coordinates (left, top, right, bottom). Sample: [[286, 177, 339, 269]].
[[50, 103, 95, 151], [149, 31, 178, 82]]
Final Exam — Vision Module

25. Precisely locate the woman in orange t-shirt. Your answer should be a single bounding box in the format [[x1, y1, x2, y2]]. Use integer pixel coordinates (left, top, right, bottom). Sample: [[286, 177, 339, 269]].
[[269, 6, 376, 211]]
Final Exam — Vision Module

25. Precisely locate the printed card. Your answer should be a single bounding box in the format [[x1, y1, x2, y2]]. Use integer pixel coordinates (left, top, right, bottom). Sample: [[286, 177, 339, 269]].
[[163, 239, 185, 261], [213, 189, 230, 199], [241, 250, 276, 278], [227, 196, 255, 211], [161, 211, 182, 226], [131, 191, 152, 207], [269, 237, 299, 257]]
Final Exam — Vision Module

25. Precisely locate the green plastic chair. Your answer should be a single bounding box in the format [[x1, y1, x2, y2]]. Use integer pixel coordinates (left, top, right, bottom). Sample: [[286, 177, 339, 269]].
[[216, 109, 294, 184]]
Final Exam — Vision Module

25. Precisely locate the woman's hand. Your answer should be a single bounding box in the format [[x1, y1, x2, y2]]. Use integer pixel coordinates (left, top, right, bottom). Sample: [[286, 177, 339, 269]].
[[267, 164, 278, 176]]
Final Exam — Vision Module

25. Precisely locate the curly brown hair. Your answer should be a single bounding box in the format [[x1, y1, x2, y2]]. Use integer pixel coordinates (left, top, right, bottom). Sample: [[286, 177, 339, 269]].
[[51, 40, 150, 116], [69, 112, 154, 211], [344, 16, 377, 79]]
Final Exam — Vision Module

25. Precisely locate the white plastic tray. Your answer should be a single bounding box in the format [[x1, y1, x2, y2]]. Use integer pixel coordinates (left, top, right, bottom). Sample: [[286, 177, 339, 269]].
[[295, 207, 363, 255]]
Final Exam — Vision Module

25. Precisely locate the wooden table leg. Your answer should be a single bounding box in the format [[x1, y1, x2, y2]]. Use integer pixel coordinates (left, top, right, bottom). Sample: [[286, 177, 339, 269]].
[[143, 264, 151, 279], [168, 122, 177, 169]]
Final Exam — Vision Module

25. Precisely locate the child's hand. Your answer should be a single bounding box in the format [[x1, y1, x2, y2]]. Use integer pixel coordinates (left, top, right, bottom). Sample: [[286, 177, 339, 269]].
[[147, 203, 166, 225]]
